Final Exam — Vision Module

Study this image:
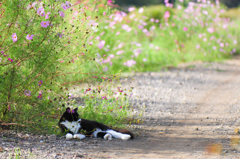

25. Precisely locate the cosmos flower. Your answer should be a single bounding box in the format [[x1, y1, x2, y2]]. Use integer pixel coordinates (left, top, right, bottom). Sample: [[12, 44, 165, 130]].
[[38, 80, 43, 86], [26, 34, 34, 40], [123, 60, 136, 67], [164, 11, 170, 19], [183, 27, 188, 31], [41, 21, 50, 28], [61, 1, 71, 10], [98, 40, 105, 49], [12, 33, 17, 42], [8, 58, 13, 62], [45, 12, 50, 19], [38, 93, 42, 99], [102, 96, 107, 100], [24, 90, 31, 97], [59, 11, 65, 17], [128, 7, 135, 12], [138, 7, 144, 13]]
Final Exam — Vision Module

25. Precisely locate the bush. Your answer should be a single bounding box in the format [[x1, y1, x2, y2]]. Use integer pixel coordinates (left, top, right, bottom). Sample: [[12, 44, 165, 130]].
[[0, 0, 133, 134]]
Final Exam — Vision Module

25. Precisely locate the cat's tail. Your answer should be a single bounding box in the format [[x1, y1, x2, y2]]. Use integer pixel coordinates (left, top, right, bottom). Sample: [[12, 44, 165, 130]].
[[114, 129, 134, 139]]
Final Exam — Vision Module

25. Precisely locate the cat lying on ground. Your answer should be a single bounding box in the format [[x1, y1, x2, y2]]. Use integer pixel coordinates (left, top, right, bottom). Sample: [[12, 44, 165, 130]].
[[58, 107, 134, 140]]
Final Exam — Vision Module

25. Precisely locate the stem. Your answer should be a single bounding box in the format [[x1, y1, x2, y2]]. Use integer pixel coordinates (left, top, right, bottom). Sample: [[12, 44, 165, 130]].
[[3, 66, 15, 115]]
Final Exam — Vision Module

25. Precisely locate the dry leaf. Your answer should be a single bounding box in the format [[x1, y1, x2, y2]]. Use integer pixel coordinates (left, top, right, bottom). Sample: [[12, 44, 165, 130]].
[[206, 143, 222, 154]]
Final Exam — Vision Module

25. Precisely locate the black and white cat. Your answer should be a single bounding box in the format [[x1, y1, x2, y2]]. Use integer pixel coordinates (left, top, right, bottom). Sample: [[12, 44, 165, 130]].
[[58, 107, 134, 140]]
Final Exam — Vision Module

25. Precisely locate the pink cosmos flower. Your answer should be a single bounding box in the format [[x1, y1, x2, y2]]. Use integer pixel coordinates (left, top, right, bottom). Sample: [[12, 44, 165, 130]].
[[107, 0, 113, 5], [102, 57, 111, 63], [86, 88, 91, 91], [38, 80, 43, 86], [142, 29, 148, 34], [207, 27, 215, 33], [196, 44, 200, 49], [102, 96, 107, 100], [8, 58, 13, 62], [124, 60, 136, 67], [59, 11, 65, 17], [128, 7, 135, 12], [138, 25, 144, 29], [38, 93, 42, 99], [12, 33, 17, 42], [57, 33, 63, 38], [45, 12, 50, 19], [122, 24, 132, 32], [177, 5, 182, 10], [26, 34, 34, 40], [164, 11, 170, 19], [138, 7, 144, 13], [40, 11, 45, 17], [41, 21, 50, 28], [37, 7, 44, 15], [116, 50, 124, 55], [129, 14, 135, 19], [98, 41, 105, 49], [101, 77, 108, 79], [118, 42, 124, 49], [24, 90, 31, 97], [219, 43, 224, 47], [166, 3, 173, 8], [109, 54, 115, 58], [103, 12, 106, 15], [62, 1, 71, 10], [183, 27, 188, 31], [134, 49, 142, 57]]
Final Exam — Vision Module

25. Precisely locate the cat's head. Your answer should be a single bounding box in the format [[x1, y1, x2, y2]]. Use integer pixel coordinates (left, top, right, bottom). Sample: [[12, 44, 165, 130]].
[[60, 107, 79, 122]]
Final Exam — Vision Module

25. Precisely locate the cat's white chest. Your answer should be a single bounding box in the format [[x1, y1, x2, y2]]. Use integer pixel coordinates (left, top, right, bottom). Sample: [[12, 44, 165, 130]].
[[60, 120, 81, 134]]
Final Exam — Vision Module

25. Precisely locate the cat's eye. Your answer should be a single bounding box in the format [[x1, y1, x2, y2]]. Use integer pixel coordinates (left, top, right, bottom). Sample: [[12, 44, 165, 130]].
[[72, 126, 74, 128]]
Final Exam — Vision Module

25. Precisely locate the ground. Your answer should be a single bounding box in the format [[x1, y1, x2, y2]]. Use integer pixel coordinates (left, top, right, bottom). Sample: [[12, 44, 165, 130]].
[[1, 57, 240, 159]]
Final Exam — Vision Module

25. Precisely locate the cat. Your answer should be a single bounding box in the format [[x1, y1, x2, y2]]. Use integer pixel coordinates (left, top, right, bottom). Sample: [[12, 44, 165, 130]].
[[58, 107, 134, 140]]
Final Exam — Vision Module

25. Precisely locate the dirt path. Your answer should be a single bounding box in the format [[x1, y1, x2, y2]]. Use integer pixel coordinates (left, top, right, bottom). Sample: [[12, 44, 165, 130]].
[[1, 58, 240, 159], [92, 58, 240, 158]]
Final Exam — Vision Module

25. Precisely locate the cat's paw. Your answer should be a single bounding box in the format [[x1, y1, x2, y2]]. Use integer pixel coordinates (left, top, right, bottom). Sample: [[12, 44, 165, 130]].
[[73, 134, 86, 140], [104, 134, 112, 140], [66, 133, 73, 140], [121, 134, 131, 140]]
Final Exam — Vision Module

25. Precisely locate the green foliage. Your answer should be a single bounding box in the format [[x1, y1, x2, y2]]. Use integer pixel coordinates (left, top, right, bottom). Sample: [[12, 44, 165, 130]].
[[84, 1, 240, 74], [141, 5, 176, 21], [0, 0, 132, 134]]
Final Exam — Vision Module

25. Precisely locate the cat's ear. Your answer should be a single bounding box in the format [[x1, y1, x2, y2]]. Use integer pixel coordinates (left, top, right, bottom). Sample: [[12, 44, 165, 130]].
[[73, 108, 78, 112], [66, 107, 71, 112]]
